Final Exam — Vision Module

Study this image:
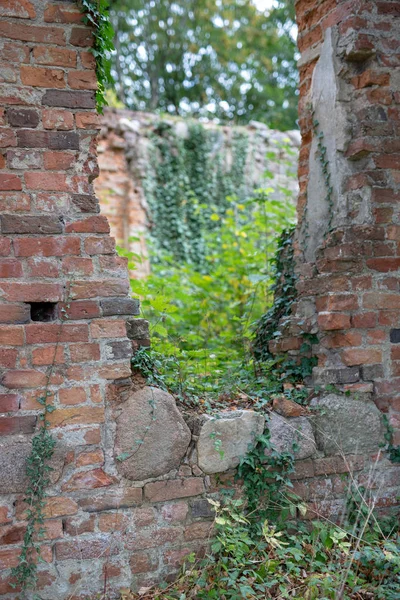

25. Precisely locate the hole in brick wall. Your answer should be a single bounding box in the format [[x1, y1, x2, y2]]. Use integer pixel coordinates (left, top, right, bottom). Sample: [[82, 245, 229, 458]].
[[28, 302, 58, 322]]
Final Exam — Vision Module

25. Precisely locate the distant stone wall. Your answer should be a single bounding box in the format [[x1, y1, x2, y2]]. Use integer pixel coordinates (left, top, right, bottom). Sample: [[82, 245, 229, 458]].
[[94, 110, 300, 277]]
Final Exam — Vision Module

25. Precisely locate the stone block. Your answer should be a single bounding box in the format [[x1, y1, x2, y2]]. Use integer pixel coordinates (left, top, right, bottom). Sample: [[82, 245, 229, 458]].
[[310, 394, 385, 456], [266, 413, 317, 460], [126, 317, 149, 339], [197, 410, 265, 474], [114, 387, 191, 481]]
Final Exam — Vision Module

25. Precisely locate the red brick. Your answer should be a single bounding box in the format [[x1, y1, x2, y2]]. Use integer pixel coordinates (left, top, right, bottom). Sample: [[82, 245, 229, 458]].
[[318, 312, 351, 331], [0, 349, 18, 368], [70, 343, 100, 363], [99, 362, 132, 380], [80, 51, 96, 69], [69, 27, 94, 47], [367, 258, 400, 272], [58, 387, 87, 405], [42, 109, 74, 130], [0, 282, 62, 302], [43, 151, 75, 171], [60, 300, 100, 320], [7, 149, 42, 170], [0, 325, 24, 344], [76, 449, 104, 468], [1, 214, 62, 234], [90, 319, 127, 339], [63, 515, 95, 535], [314, 455, 364, 476], [161, 502, 188, 523], [61, 256, 93, 276], [352, 70, 390, 89], [70, 279, 129, 299], [363, 293, 400, 309], [26, 323, 89, 344], [25, 171, 68, 191], [130, 552, 158, 574], [33, 46, 77, 68], [43, 497, 78, 519], [65, 216, 110, 234], [0, 0, 36, 18], [20, 65, 66, 88], [144, 478, 205, 502], [0, 173, 22, 190], [316, 294, 359, 312], [32, 346, 65, 366], [13, 236, 80, 257], [1, 369, 47, 389], [375, 154, 400, 169], [77, 488, 142, 512], [44, 4, 83, 23], [0, 415, 36, 434], [342, 348, 382, 366], [84, 236, 115, 255], [47, 406, 104, 429], [0, 259, 23, 278], [56, 537, 119, 560], [163, 548, 191, 569], [0, 394, 19, 412], [62, 468, 115, 491], [26, 257, 60, 278], [75, 112, 100, 129], [98, 512, 128, 533], [68, 70, 97, 90], [351, 312, 376, 328], [0, 239, 11, 256], [0, 547, 20, 570], [371, 188, 400, 203]]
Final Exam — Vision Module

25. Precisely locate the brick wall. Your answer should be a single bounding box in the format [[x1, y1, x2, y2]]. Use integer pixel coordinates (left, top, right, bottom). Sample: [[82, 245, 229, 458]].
[[269, 0, 400, 501]]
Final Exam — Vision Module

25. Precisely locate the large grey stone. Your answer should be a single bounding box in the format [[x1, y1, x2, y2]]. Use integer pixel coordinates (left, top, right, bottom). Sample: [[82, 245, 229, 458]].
[[114, 387, 191, 481], [0, 436, 66, 493], [266, 413, 317, 460], [197, 410, 265, 474], [310, 394, 384, 456]]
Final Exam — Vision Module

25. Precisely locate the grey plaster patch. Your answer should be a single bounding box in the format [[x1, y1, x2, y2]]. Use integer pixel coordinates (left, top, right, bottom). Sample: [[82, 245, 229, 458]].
[[301, 28, 352, 261], [197, 410, 265, 474], [265, 413, 317, 460], [114, 387, 191, 481], [310, 394, 385, 456]]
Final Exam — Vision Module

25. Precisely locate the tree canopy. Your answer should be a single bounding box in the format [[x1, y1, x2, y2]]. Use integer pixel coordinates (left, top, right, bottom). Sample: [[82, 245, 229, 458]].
[[110, 0, 298, 130]]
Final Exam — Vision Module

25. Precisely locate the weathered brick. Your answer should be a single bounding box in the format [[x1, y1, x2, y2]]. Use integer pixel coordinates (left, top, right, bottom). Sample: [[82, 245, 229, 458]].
[[61, 256, 93, 276], [0, 282, 63, 302], [25, 172, 69, 191], [98, 512, 128, 532], [6, 107, 39, 128], [0, 325, 24, 344], [69, 342, 100, 363], [13, 236, 80, 257], [42, 89, 95, 109], [33, 46, 77, 68], [43, 150, 76, 170], [0, 393, 20, 412], [55, 537, 119, 561], [130, 552, 159, 574], [0, 21, 66, 44], [63, 515, 95, 535], [47, 406, 104, 428], [68, 70, 97, 90], [102, 298, 140, 317], [84, 236, 115, 255], [1, 369, 47, 389], [32, 345, 65, 366], [0, 414, 36, 434], [0, 128, 16, 147], [60, 300, 100, 320], [0, 173, 22, 191], [44, 4, 83, 24], [70, 280, 130, 299], [17, 129, 79, 150], [21, 65, 66, 89], [90, 319, 127, 339], [62, 468, 115, 491], [0, 258, 23, 278], [104, 340, 131, 360], [75, 112, 100, 129], [7, 149, 42, 169], [69, 27, 94, 47], [1, 214, 63, 234], [65, 216, 110, 233], [144, 478, 205, 502], [0, 547, 20, 570], [76, 449, 104, 468], [26, 323, 88, 344], [77, 488, 143, 512], [70, 193, 99, 213], [58, 387, 87, 405], [42, 108, 74, 130], [0, 0, 36, 19], [318, 312, 351, 331]]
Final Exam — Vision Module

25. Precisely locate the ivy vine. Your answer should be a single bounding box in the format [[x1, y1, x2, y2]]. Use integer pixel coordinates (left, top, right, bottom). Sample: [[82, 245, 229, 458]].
[[312, 112, 334, 234], [253, 225, 297, 361], [81, 0, 114, 113], [143, 122, 249, 265]]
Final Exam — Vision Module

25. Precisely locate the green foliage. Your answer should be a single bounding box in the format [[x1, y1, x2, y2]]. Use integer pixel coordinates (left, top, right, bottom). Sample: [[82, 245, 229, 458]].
[[11, 393, 56, 594], [110, 0, 298, 130], [383, 414, 400, 464], [143, 122, 249, 265], [123, 192, 296, 408], [253, 225, 297, 360], [81, 0, 115, 112]]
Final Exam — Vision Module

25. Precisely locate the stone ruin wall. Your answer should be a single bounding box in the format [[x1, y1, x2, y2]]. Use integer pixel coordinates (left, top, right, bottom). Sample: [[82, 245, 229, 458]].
[[270, 0, 400, 509], [94, 109, 300, 278], [0, 1, 398, 599]]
